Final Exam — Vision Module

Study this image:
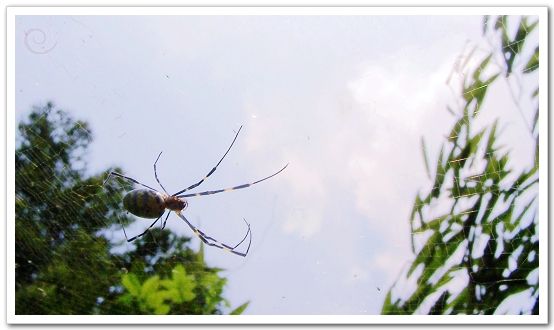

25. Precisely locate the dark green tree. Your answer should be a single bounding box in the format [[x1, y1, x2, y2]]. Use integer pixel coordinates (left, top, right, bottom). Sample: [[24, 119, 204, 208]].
[[382, 15, 539, 315], [15, 103, 248, 315]]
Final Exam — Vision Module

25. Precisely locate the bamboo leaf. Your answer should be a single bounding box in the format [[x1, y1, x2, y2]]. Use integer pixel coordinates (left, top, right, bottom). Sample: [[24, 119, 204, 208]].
[[229, 302, 250, 315]]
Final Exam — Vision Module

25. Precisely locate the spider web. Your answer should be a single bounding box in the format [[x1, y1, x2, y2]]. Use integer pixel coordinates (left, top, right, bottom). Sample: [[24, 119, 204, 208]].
[[13, 16, 230, 315], [12, 12, 542, 319], [14, 104, 238, 315]]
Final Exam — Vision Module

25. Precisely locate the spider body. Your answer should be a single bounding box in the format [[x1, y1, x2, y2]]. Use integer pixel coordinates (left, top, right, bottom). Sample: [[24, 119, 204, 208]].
[[123, 189, 187, 219], [105, 126, 288, 257]]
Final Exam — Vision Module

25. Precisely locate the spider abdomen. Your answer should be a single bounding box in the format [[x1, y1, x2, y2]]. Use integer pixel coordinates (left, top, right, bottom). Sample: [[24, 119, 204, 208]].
[[123, 189, 166, 219]]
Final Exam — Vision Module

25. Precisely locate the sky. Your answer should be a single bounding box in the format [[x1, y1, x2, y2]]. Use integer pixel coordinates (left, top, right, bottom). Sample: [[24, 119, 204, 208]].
[[9, 6, 545, 322]]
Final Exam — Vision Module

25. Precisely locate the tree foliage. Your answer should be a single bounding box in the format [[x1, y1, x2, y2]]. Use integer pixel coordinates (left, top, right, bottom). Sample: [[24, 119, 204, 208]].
[[382, 15, 539, 315], [15, 103, 248, 315]]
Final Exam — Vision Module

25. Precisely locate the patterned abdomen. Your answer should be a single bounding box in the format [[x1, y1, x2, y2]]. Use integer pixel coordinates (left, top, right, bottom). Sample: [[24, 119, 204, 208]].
[[123, 189, 166, 219]]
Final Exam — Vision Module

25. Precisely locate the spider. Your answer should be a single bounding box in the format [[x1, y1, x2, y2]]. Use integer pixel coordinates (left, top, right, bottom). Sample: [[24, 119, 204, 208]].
[[105, 126, 288, 257]]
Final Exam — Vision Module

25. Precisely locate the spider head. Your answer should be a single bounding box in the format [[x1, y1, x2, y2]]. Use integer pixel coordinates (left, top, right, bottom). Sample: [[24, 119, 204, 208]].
[[165, 195, 188, 211]]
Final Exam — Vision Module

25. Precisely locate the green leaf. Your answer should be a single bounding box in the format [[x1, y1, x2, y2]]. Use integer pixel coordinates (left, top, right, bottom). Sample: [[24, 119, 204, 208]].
[[524, 46, 539, 73], [421, 137, 432, 180], [116, 293, 134, 306], [170, 264, 196, 302], [229, 301, 250, 315], [154, 303, 171, 315], [141, 276, 160, 297], [121, 273, 141, 296], [429, 291, 449, 315], [532, 105, 539, 134]]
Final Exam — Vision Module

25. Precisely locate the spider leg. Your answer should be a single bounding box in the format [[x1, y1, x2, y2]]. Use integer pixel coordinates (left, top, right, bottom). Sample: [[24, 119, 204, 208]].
[[172, 126, 243, 196], [120, 212, 169, 242], [176, 163, 288, 198], [153, 152, 170, 195], [161, 211, 172, 230], [106, 171, 159, 192], [174, 211, 252, 257]]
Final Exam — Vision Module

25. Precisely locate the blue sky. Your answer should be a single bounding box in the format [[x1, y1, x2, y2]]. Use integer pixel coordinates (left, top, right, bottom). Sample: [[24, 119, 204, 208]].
[[9, 7, 544, 322]]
